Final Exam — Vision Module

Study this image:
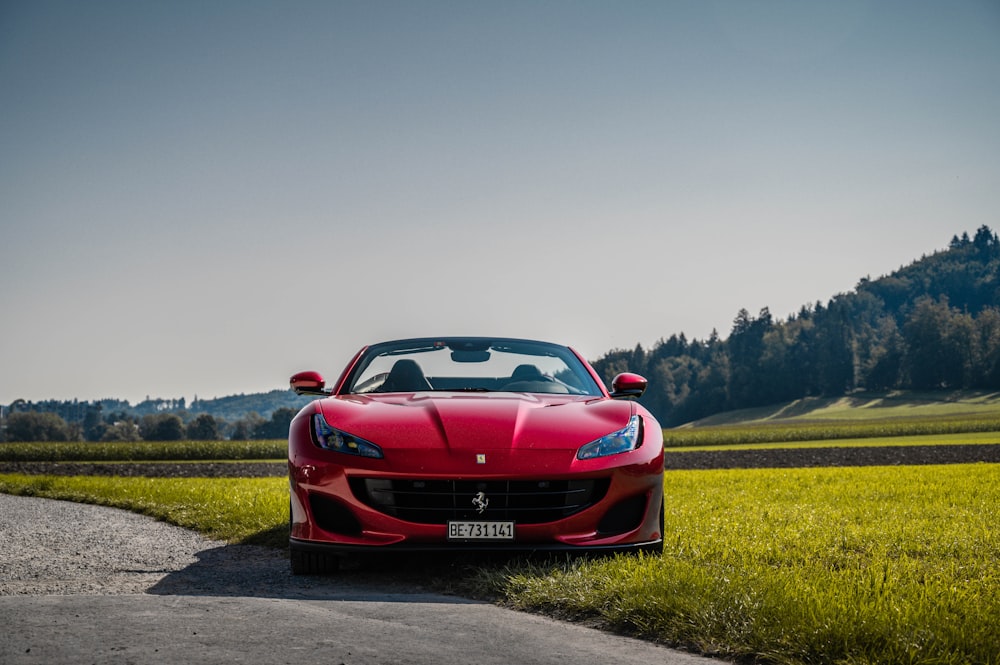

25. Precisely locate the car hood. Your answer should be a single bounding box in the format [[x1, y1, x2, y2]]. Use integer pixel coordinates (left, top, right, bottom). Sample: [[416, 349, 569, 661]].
[[314, 392, 634, 452]]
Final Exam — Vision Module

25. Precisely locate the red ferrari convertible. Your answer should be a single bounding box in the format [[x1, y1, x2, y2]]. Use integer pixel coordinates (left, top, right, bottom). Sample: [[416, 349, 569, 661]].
[[287, 337, 664, 573]]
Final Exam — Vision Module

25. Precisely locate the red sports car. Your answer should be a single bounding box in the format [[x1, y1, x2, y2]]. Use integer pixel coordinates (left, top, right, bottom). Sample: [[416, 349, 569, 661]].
[[287, 337, 664, 574]]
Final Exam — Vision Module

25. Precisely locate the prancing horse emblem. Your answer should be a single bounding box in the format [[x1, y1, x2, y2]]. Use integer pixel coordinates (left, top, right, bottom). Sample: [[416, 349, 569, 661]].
[[472, 491, 489, 514]]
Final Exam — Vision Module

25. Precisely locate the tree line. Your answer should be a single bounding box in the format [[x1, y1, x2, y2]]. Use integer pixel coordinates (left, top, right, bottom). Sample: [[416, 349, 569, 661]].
[[592, 226, 1000, 426], [1, 406, 300, 443], [4, 226, 999, 436], [0, 390, 312, 443]]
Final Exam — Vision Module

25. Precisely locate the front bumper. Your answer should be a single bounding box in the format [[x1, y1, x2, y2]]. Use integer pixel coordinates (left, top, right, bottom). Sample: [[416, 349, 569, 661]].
[[289, 466, 664, 553]]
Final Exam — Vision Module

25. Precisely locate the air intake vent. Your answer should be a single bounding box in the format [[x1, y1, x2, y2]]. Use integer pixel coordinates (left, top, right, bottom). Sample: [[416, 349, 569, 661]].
[[308, 493, 362, 535], [349, 478, 610, 525]]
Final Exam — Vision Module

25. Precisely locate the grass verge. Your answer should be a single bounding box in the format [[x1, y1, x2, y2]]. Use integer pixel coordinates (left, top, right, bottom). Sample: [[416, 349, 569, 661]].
[[471, 464, 1000, 665], [664, 417, 1000, 447], [664, 430, 1000, 452], [0, 439, 287, 462]]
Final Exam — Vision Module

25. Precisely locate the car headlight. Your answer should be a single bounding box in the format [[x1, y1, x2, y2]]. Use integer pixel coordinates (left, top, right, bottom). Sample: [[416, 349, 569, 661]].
[[311, 413, 383, 458], [576, 415, 642, 460]]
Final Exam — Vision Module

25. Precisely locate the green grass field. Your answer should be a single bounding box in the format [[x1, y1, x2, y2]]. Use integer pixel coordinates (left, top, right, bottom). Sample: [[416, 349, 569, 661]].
[[479, 464, 999, 665], [0, 439, 286, 462], [688, 389, 1000, 426], [665, 390, 1000, 447], [665, 429, 1000, 452]]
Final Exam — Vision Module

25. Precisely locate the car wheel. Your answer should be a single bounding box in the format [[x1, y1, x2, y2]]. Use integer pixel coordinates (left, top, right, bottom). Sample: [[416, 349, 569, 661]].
[[288, 500, 340, 574], [641, 498, 665, 556]]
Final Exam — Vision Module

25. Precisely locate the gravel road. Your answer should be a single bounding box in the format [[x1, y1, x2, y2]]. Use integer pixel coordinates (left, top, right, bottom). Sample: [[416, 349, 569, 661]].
[[0, 493, 291, 597]]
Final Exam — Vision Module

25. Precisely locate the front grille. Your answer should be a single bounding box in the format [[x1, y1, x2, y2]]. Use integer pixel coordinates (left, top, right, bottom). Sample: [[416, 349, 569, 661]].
[[349, 478, 610, 525]]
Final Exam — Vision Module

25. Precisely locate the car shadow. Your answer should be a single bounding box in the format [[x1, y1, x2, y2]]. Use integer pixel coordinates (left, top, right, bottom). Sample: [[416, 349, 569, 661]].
[[145, 540, 534, 604]]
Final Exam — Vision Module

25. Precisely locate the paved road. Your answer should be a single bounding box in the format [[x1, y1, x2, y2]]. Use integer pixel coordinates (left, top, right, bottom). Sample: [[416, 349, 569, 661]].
[[0, 494, 712, 665]]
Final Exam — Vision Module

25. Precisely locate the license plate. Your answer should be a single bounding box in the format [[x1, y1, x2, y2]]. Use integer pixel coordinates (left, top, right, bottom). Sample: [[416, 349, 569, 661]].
[[447, 521, 515, 541]]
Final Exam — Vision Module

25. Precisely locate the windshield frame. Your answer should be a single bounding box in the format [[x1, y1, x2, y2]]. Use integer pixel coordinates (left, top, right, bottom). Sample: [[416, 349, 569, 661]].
[[338, 337, 605, 397]]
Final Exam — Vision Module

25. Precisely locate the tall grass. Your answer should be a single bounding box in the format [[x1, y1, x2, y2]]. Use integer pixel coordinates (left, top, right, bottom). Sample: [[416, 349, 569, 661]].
[[0, 439, 287, 462], [475, 464, 1000, 664]]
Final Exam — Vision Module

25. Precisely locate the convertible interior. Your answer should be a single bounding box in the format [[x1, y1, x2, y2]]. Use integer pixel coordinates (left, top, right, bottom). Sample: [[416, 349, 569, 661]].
[[372, 360, 572, 394]]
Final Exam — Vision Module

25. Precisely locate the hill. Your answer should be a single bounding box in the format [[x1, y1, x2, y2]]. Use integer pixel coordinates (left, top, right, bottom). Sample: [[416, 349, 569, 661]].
[[686, 389, 1000, 427], [592, 226, 1000, 426], [187, 390, 313, 423]]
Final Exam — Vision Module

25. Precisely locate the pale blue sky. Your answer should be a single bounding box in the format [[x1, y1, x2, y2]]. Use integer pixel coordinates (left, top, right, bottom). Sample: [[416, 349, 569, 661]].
[[2, 1, 999, 404]]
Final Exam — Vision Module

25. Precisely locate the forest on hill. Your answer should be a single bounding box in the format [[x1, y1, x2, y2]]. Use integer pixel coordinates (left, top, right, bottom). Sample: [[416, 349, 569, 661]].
[[4, 226, 999, 439], [1, 391, 313, 443], [592, 226, 1000, 426]]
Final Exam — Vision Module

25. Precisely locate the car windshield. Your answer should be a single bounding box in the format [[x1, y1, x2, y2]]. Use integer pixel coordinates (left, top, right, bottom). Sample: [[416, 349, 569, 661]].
[[344, 338, 603, 396]]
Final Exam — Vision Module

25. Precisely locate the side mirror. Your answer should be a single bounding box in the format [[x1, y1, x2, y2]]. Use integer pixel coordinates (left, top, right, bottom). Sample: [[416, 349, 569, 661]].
[[290, 370, 331, 396], [610, 372, 647, 399]]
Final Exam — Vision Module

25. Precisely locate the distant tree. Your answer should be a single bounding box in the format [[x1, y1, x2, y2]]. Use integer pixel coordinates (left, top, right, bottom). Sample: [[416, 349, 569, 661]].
[[83, 403, 106, 442], [690, 348, 729, 421], [860, 317, 905, 390], [252, 407, 296, 440], [945, 309, 976, 387], [972, 308, 1000, 388], [139, 413, 185, 441], [646, 355, 694, 421], [591, 348, 640, 390], [190, 390, 312, 424], [231, 412, 265, 440], [901, 297, 969, 389], [813, 299, 856, 395], [186, 413, 221, 440], [5, 412, 72, 442], [726, 307, 774, 408], [101, 420, 140, 442], [973, 225, 998, 254]]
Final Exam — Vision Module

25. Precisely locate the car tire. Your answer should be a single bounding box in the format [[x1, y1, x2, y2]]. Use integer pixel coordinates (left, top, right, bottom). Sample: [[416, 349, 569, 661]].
[[290, 548, 340, 575], [640, 498, 665, 556], [288, 500, 340, 574]]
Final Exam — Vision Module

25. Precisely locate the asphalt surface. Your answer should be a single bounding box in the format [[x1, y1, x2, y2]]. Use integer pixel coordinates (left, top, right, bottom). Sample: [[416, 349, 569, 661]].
[[0, 494, 712, 665], [2, 594, 713, 665]]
